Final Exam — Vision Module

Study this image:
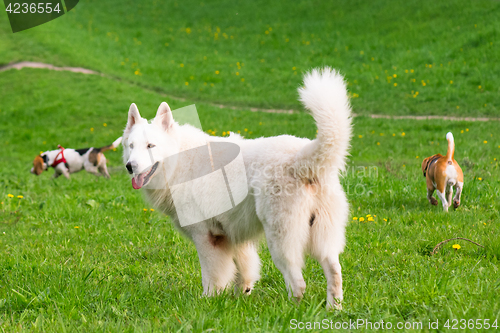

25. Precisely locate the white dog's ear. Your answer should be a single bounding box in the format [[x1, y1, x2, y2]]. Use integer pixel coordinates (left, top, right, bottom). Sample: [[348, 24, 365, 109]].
[[125, 103, 142, 132], [154, 102, 174, 131]]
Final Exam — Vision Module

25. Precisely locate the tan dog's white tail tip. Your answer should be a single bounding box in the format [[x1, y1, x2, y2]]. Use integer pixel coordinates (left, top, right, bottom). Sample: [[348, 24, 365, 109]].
[[446, 132, 454, 142]]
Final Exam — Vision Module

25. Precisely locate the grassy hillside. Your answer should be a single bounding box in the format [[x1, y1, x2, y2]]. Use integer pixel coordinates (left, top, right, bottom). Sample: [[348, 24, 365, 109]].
[[1, 0, 499, 115]]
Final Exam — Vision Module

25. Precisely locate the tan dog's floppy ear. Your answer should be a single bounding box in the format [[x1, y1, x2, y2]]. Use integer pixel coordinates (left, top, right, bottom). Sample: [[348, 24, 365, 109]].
[[32, 155, 45, 175], [421, 157, 430, 177], [154, 102, 174, 131], [125, 103, 143, 132]]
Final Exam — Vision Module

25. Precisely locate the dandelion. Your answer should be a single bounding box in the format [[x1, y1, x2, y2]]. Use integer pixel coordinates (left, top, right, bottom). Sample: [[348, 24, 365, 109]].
[[236, 72, 239, 75], [483, 222, 486, 225], [484, 141, 487, 144], [143, 208, 148, 212], [259, 122, 262, 125], [478, 85, 481, 89], [359, 217, 365, 222], [377, 142, 380, 145], [180, 63, 184, 67], [416, 156, 419, 158], [17, 195, 23, 199], [292, 66, 296, 70], [367, 217, 374, 222], [352, 217, 358, 221], [150, 209, 154, 212], [186, 27, 191, 34], [74, 226, 79, 229], [466, 128, 469, 132], [366, 214, 372, 217], [90, 128, 94, 132], [358, 135, 363, 138], [449, 80, 453, 84], [452, 244, 461, 250], [185, 82, 189, 86], [241, 78, 245, 82], [456, 106, 459, 109], [394, 83, 397, 87], [392, 133, 395, 136], [393, 74, 397, 78], [134, 70, 141, 76], [7, 194, 13, 198], [215, 70, 220, 74], [383, 218, 387, 222], [103, 123, 107, 127], [371, 57, 375, 61], [244, 128, 248, 132], [402, 132, 406, 136], [461, 130, 464, 133]]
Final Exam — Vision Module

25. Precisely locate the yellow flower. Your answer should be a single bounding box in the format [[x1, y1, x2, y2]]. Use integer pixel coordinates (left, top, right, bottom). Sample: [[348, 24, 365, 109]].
[[416, 156, 419, 158], [392, 133, 395, 136], [358, 135, 363, 138], [185, 82, 189, 86], [483, 222, 486, 225], [17, 195, 23, 199], [103, 123, 107, 127], [461, 130, 464, 133], [241, 78, 245, 82], [180, 63, 184, 67], [483, 141, 487, 144], [150, 209, 154, 212], [402, 132, 406, 136], [466, 128, 469, 132], [449, 80, 453, 84], [477, 177, 482, 181], [452, 244, 461, 250], [366, 214, 371, 217], [90, 128, 94, 132], [393, 83, 397, 87], [292, 67, 296, 70], [215, 70, 219, 74], [352, 217, 358, 221], [244, 128, 248, 132], [7, 194, 13, 198], [186, 27, 191, 34], [383, 218, 387, 222], [143, 208, 147, 212], [367, 217, 374, 222], [74, 226, 79, 229], [478, 85, 481, 89], [377, 142, 380, 145], [359, 217, 365, 222]]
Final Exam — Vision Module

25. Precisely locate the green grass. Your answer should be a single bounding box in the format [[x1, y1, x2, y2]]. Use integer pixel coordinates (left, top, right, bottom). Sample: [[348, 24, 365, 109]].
[[1, 0, 499, 116], [1, 1, 500, 331], [0, 69, 499, 332]]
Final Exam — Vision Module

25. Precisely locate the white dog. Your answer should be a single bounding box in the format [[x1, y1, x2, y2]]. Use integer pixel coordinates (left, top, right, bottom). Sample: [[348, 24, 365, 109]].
[[122, 68, 352, 310]]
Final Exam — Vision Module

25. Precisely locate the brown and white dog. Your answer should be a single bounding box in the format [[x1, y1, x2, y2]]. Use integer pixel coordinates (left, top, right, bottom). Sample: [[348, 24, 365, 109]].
[[31, 137, 122, 179], [421, 132, 463, 212]]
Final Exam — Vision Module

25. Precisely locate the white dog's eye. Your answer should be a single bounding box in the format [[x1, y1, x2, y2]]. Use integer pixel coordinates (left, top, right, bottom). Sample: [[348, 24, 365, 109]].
[[129, 143, 134, 149], [147, 143, 156, 148]]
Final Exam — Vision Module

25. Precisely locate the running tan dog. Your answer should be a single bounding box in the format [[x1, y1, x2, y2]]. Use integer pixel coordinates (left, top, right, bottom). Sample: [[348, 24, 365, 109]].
[[421, 132, 463, 212], [31, 137, 122, 179]]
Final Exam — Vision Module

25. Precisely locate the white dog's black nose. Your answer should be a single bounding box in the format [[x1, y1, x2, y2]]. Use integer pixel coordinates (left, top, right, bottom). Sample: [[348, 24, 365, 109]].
[[126, 162, 135, 174]]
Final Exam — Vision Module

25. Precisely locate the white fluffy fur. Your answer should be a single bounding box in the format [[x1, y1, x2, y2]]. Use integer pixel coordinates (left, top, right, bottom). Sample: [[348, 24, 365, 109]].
[[122, 68, 352, 310]]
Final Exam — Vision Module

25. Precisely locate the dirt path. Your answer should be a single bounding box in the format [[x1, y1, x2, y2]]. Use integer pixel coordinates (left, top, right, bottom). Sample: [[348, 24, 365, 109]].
[[1, 61, 498, 121]]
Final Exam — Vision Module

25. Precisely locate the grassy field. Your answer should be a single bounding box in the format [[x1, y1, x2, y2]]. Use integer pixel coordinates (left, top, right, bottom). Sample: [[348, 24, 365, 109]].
[[1, 0, 500, 116], [1, 0, 500, 332]]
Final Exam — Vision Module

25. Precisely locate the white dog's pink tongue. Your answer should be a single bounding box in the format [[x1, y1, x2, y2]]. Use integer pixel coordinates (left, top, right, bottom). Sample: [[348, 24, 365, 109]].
[[132, 174, 144, 189]]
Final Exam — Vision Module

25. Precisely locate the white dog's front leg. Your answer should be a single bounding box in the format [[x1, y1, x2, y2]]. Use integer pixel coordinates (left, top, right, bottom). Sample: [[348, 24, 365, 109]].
[[233, 242, 261, 295], [193, 232, 236, 296]]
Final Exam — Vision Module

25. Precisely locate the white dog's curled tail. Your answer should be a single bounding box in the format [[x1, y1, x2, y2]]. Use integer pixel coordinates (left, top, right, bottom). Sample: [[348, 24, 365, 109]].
[[297, 67, 352, 172]]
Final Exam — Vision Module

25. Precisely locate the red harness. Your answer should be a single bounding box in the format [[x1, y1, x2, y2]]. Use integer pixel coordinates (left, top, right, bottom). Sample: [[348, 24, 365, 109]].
[[51, 145, 67, 168]]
